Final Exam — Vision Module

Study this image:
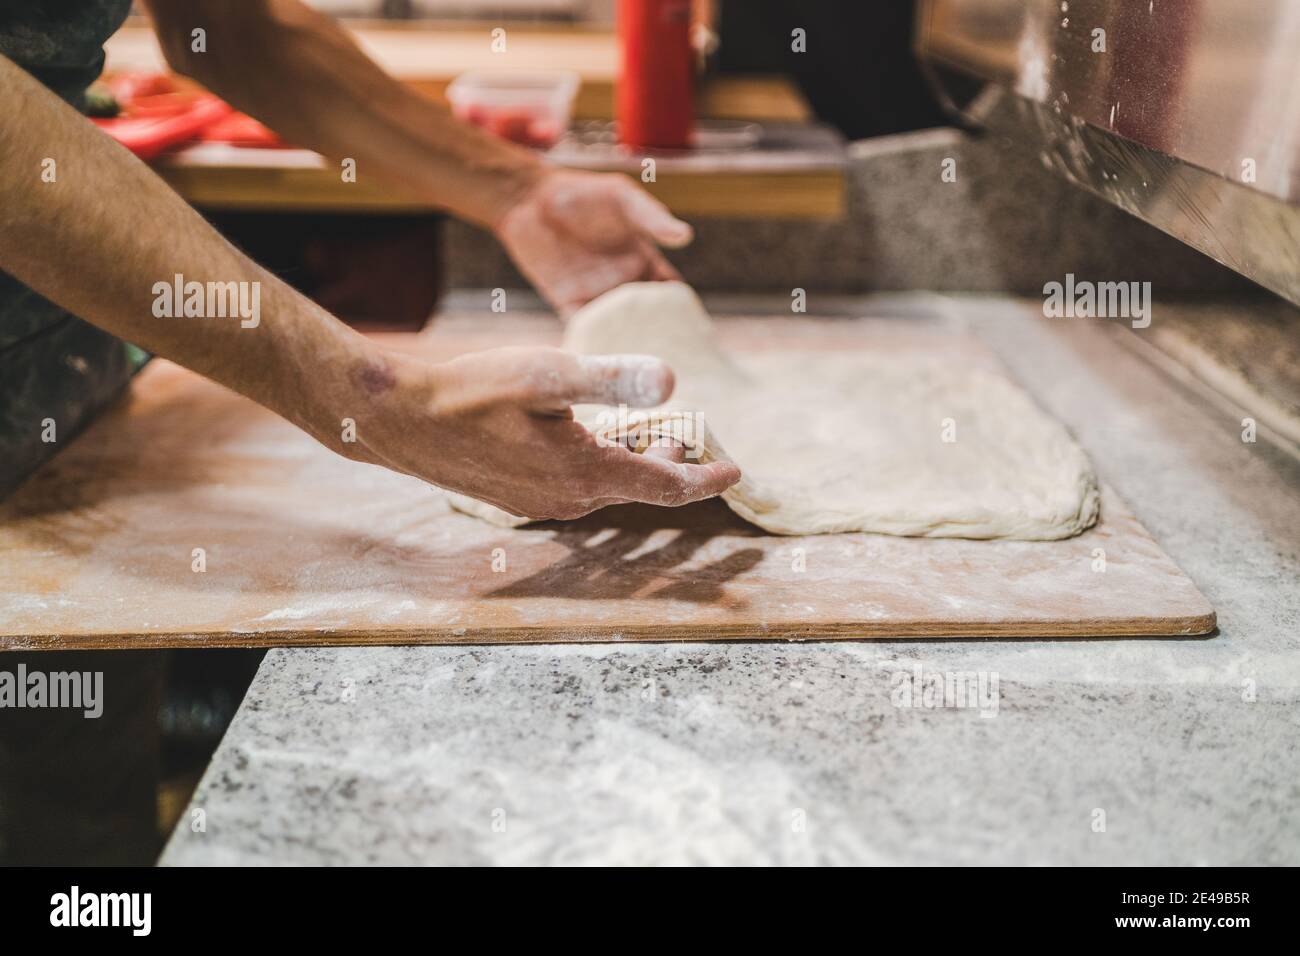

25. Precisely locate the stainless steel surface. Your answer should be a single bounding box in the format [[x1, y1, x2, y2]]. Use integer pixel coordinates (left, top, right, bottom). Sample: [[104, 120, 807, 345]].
[[917, 0, 1300, 304]]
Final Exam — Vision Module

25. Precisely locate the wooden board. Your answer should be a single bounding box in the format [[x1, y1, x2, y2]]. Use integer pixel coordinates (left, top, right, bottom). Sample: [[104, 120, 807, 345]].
[[0, 318, 1215, 649], [154, 145, 846, 220]]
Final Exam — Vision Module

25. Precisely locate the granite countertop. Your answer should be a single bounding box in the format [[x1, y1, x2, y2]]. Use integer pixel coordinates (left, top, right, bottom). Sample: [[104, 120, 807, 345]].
[[161, 295, 1300, 865]]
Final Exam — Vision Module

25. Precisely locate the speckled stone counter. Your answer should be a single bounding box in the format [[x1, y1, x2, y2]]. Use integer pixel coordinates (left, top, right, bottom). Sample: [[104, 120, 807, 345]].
[[161, 296, 1300, 866]]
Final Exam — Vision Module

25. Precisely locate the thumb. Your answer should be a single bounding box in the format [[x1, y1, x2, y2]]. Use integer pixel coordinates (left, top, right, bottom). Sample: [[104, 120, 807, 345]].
[[619, 186, 694, 249]]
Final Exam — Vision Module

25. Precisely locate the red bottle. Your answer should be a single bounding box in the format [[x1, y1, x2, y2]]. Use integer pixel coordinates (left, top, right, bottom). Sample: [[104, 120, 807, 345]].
[[617, 0, 694, 150]]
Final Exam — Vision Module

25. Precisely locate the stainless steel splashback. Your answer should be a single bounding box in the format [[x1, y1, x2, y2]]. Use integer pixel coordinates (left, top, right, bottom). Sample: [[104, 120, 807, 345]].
[[917, 0, 1300, 304]]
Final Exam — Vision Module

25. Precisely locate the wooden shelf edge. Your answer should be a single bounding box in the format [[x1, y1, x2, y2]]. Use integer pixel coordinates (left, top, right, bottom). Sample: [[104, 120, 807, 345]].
[[158, 166, 846, 221]]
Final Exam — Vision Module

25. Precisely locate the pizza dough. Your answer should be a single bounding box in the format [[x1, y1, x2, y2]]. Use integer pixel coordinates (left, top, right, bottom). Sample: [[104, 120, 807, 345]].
[[451, 282, 1100, 540]]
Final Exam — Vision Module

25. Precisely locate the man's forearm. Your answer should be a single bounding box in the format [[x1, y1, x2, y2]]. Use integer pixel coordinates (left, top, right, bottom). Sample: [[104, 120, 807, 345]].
[[144, 0, 546, 229], [0, 53, 377, 452]]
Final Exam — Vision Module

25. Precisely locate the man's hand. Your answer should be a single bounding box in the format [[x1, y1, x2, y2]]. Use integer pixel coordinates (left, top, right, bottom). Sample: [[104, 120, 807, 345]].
[[496, 169, 694, 317], [144, 2, 693, 316], [348, 347, 739, 520]]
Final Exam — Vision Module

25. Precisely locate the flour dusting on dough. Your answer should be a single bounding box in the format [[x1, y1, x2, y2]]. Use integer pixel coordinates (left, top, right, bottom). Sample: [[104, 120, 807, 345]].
[[452, 282, 1100, 540]]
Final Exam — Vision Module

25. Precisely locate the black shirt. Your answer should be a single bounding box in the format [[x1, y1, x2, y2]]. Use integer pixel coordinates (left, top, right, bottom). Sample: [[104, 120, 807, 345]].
[[0, 0, 138, 499]]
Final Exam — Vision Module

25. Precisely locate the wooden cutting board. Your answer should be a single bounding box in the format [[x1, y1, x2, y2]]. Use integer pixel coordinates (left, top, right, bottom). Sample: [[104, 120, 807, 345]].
[[0, 317, 1215, 649]]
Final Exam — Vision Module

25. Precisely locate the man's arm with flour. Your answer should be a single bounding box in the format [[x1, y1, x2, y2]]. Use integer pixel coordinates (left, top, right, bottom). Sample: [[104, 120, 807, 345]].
[[0, 55, 738, 518]]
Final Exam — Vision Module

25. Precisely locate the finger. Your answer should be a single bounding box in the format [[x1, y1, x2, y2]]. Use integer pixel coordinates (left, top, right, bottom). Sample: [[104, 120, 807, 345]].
[[550, 248, 650, 316], [619, 185, 694, 249], [647, 459, 742, 507], [571, 354, 676, 407], [640, 240, 683, 282], [610, 453, 742, 508], [642, 441, 687, 464]]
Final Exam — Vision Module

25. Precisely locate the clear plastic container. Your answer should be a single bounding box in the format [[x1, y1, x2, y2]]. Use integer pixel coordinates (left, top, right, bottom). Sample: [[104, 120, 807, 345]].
[[446, 71, 580, 148]]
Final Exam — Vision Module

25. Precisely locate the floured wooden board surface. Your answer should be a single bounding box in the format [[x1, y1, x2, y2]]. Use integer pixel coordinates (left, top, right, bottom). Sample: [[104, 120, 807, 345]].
[[0, 318, 1215, 649]]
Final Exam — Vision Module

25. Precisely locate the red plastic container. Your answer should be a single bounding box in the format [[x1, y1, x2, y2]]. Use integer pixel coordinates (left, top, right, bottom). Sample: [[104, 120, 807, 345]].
[[617, 0, 693, 150], [446, 71, 579, 149]]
